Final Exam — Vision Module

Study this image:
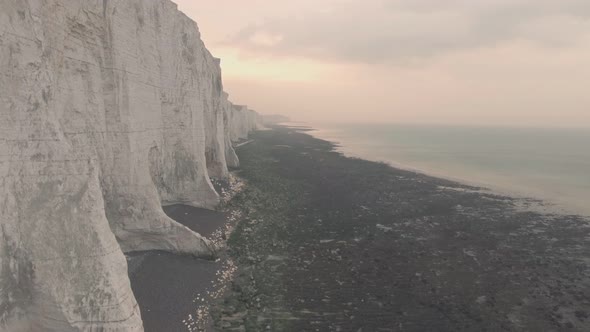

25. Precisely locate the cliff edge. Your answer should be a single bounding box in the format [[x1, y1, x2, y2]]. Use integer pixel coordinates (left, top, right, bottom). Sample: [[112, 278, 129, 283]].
[[0, 0, 261, 330]]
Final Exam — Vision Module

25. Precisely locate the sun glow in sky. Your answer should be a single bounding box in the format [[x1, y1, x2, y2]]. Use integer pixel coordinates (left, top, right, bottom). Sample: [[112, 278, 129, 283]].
[[173, 0, 590, 127]]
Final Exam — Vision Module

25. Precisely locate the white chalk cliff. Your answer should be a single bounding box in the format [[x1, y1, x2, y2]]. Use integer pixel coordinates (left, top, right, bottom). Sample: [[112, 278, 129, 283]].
[[0, 0, 261, 331]]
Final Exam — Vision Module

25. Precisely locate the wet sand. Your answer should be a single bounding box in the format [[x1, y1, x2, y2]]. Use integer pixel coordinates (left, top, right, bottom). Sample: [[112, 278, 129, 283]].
[[215, 125, 590, 331], [127, 205, 228, 332]]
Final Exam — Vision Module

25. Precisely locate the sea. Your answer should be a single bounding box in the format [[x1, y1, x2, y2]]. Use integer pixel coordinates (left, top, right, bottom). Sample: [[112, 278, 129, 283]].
[[304, 122, 590, 216]]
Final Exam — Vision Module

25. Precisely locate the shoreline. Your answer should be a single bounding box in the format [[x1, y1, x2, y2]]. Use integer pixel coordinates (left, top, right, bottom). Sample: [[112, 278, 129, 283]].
[[215, 125, 590, 331], [304, 124, 590, 217]]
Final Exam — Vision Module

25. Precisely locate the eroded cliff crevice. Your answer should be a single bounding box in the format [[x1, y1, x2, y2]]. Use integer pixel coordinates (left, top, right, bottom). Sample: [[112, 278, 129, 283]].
[[0, 0, 262, 330]]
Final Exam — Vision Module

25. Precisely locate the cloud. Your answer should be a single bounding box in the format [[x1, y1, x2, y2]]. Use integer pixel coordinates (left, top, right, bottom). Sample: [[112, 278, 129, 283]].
[[226, 0, 590, 63]]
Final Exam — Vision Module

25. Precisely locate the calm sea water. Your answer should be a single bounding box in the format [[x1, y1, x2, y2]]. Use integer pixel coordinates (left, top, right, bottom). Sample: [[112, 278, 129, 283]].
[[308, 123, 590, 216]]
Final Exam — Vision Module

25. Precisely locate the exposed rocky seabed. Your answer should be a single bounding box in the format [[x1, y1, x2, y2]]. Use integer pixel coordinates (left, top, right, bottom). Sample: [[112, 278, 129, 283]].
[[212, 126, 590, 332]]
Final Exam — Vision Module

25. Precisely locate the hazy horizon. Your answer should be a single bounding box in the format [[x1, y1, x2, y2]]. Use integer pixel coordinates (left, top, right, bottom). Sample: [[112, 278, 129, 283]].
[[173, 0, 590, 127], [304, 119, 590, 129]]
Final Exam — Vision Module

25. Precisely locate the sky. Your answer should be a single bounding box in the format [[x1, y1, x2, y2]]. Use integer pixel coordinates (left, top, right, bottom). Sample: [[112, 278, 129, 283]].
[[173, 0, 590, 127]]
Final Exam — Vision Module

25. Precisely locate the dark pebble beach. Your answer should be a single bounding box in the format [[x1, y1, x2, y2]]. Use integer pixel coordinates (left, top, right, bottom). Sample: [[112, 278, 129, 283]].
[[131, 125, 590, 331]]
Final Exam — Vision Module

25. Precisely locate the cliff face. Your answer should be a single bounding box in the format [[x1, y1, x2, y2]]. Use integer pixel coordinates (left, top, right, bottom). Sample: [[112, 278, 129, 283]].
[[222, 94, 241, 168], [0, 1, 260, 331], [229, 104, 264, 142]]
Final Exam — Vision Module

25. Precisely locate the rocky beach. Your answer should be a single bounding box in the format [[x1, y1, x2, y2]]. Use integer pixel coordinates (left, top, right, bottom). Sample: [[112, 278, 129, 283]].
[[209, 125, 590, 331], [2, 1, 589, 331]]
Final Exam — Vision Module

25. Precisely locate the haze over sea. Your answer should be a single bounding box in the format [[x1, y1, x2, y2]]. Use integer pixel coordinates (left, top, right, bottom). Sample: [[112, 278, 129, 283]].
[[308, 123, 590, 216]]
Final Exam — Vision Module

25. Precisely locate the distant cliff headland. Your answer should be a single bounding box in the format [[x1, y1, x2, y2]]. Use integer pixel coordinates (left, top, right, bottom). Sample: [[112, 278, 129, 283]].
[[0, 1, 261, 330]]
